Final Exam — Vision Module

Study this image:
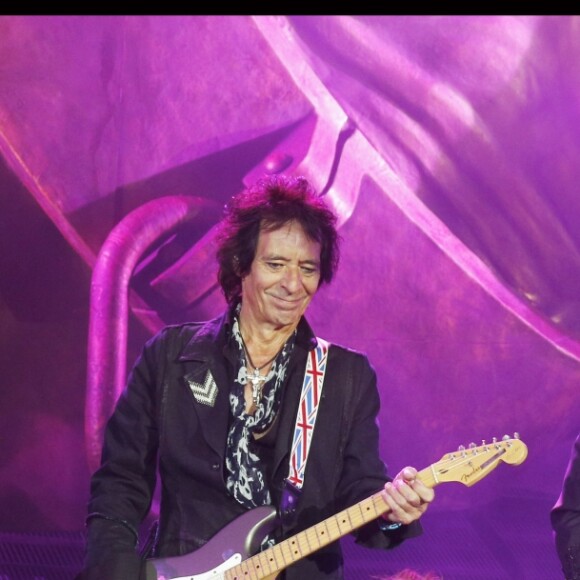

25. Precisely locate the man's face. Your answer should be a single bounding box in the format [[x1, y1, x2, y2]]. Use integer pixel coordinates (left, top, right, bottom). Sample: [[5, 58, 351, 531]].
[[240, 220, 321, 333]]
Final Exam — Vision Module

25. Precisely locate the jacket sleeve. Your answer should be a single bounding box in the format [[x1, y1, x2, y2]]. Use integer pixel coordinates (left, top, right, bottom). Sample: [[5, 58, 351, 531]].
[[551, 433, 580, 580], [80, 329, 169, 578], [335, 351, 422, 550]]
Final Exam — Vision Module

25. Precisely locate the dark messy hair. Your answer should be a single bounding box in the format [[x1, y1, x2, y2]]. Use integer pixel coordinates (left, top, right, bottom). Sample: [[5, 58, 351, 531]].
[[216, 174, 340, 306]]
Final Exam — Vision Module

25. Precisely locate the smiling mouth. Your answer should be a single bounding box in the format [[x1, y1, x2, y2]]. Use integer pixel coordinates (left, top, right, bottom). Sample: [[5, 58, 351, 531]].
[[272, 296, 304, 309]]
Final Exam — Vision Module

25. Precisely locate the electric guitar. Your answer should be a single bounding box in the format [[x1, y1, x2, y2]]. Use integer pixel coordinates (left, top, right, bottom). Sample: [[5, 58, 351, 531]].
[[145, 434, 528, 580]]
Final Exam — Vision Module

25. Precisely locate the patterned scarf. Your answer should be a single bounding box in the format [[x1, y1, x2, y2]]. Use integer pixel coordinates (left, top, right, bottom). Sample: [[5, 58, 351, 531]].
[[225, 312, 296, 509]]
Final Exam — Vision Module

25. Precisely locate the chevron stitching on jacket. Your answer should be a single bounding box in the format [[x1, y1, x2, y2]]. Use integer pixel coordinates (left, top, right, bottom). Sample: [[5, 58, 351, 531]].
[[187, 370, 218, 407]]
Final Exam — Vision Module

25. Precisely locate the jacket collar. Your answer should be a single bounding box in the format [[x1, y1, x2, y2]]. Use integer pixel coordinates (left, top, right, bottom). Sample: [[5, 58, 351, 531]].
[[178, 304, 319, 363], [177, 309, 232, 363]]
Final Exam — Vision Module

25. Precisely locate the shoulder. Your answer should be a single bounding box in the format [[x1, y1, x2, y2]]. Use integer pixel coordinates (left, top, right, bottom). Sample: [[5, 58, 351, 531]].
[[320, 341, 380, 412], [326, 340, 365, 357], [323, 340, 376, 378], [325, 339, 371, 362], [146, 321, 207, 344], [143, 313, 227, 356]]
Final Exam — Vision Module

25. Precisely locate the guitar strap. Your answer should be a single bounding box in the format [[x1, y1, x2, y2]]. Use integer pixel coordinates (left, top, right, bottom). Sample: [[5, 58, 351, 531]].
[[287, 337, 330, 489]]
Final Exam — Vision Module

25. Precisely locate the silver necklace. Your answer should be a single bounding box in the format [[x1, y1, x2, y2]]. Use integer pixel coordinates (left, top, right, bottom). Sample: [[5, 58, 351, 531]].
[[240, 336, 283, 406]]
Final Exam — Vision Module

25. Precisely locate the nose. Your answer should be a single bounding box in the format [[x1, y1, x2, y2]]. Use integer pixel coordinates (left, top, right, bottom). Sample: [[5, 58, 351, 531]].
[[280, 266, 302, 292]]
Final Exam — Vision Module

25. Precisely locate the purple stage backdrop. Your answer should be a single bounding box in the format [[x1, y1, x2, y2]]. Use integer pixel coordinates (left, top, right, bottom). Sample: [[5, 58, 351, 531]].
[[0, 15, 578, 579]]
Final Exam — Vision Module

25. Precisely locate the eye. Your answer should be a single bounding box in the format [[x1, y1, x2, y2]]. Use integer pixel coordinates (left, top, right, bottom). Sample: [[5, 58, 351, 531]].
[[301, 265, 319, 276], [266, 261, 284, 271]]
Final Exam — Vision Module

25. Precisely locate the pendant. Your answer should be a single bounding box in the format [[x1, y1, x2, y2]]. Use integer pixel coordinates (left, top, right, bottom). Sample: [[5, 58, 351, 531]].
[[250, 368, 266, 406]]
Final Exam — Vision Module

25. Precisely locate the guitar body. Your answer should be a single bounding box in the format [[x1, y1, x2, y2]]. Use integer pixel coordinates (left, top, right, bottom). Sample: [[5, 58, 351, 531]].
[[144, 505, 279, 580]]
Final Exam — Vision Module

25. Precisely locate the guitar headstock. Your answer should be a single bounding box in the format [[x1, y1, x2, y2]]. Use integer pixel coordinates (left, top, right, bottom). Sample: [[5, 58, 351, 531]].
[[423, 434, 528, 488]]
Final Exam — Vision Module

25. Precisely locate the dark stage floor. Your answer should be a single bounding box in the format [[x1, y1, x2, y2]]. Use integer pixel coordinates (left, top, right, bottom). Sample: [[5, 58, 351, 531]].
[[0, 494, 563, 579]]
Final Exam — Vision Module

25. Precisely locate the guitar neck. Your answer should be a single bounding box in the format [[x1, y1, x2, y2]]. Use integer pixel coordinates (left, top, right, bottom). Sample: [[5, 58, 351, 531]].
[[223, 436, 527, 580], [223, 492, 386, 579], [225, 465, 436, 580]]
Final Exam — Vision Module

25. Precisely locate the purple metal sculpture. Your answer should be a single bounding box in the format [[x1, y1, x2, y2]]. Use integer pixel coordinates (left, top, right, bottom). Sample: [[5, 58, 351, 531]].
[[85, 195, 204, 472]]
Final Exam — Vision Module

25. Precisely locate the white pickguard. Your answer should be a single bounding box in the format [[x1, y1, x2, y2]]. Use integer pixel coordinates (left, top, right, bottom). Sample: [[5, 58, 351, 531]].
[[165, 552, 241, 580]]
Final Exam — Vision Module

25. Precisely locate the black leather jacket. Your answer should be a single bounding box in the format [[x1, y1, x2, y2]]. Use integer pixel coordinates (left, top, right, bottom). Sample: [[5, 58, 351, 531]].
[[80, 310, 421, 579]]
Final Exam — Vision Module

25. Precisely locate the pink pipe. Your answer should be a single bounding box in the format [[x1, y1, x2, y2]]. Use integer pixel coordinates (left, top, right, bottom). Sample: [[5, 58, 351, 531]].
[[85, 195, 204, 473]]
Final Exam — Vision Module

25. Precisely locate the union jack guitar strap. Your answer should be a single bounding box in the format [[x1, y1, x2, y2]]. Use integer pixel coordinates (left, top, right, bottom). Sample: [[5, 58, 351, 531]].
[[287, 337, 330, 489]]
